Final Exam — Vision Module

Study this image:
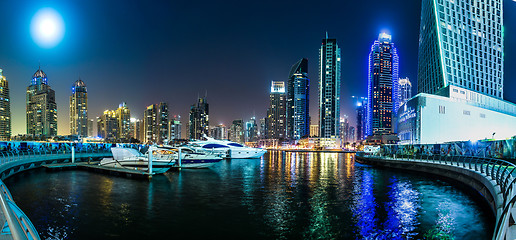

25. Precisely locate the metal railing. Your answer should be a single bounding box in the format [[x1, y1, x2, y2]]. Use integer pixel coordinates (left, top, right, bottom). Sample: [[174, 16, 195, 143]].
[[0, 148, 111, 240], [357, 151, 516, 240]]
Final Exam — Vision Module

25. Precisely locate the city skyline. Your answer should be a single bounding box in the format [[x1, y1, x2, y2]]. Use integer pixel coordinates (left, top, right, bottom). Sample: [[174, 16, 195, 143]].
[[0, 0, 515, 136]]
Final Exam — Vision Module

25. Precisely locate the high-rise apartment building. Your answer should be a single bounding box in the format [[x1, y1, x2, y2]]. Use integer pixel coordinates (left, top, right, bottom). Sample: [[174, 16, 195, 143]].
[[318, 34, 341, 138], [210, 124, 227, 140], [188, 97, 209, 140], [0, 69, 10, 141], [87, 119, 94, 137], [97, 110, 118, 141], [309, 125, 319, 137], [245, 117, 258, 142], [168, 115, 182, 140], [229, 119, 244, 143], [399, 77, 412, 107], [417, 0, 503, 98], [286, 58, 310, 140], [259, 118, 266, 139], [144, 102, 169, 143], [366, 33, 399, 137], [266, 81, 286, 139], [116, 102, 131, 140], [70, 79, 88, 137], [26, 67, 58, 137]]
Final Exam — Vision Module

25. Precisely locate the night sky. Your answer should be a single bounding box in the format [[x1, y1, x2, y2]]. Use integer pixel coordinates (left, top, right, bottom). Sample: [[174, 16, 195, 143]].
[[0, 0, 515, 137]]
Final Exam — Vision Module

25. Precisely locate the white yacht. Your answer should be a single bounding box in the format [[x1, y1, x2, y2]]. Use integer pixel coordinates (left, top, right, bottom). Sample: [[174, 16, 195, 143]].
[[161, 146, 223, 169], [99, 147, 176, 173], [188, 137, 267, 159]]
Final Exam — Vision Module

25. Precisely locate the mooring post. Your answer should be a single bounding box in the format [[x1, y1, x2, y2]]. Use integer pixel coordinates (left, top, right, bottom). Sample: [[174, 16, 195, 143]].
[[72, 146, 75, 163], [178, 148, 182, 167], [148, 146, 153, 175]]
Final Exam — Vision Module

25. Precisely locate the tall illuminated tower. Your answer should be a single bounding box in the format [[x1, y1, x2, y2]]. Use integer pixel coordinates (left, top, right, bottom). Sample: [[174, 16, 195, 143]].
[[267, 80, 286, 139], [318, 33, 341, 138], [0, 69, 10, 140], [417, 0, 503, 98], [365, 33, 399, 137], [70, 79, 88, 137], [286, 58, 310, 140], [26, 67, 58, 137], [188, 98, 209, 140], [116, 102, 131, 140], [399, 77, 412, 106]]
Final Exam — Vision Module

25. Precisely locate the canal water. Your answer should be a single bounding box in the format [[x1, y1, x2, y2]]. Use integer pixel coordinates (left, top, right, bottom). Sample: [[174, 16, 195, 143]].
[[5, 152, 493, 239]]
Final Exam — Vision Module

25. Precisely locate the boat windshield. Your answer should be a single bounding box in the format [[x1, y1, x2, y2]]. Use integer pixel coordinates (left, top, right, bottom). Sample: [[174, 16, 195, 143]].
[[202, 144, 228, 148], [227, 143, 244, 147]]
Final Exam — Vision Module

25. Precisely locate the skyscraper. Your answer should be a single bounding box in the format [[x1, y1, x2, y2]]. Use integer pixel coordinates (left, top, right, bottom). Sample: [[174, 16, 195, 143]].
[[26, 67, 58, 137], [70, 79, 88, 137], [97, 110, 118, 141], [245, 117, 258, 142], [399, 77, 412, 107], [116, 102, 131, 140], [356, 101, 365, 141], [0, 69, 10, 141], [88, 119, 94, 137], [266, 81, 286, 139], [144, 102, 169, 143], [318, 34, 341, 138], [417, 0, 503, 98], [168, 115, 182, 140], [366, 33, 399, 137], [210, 124, 227, 140], [188, 97, 209, 140], [286, 58, 310, 140], [229, 119, 244, 143]]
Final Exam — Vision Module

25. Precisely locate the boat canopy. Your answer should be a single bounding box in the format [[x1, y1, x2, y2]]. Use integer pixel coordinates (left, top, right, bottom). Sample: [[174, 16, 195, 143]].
[[111, 147, 142, 160], [227, 143, 244, 147], [202, 144, 229, 149]]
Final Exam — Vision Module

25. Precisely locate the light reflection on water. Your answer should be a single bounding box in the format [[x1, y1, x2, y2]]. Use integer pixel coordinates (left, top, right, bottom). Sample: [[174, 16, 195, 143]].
[[5, 152, 492, 239]]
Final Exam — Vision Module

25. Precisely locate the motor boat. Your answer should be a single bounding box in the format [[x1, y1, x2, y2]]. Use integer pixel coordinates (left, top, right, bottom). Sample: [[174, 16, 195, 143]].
[[188, 137, 267, 159], [99, 147, 176, 173], [161, 146, 223, 169]]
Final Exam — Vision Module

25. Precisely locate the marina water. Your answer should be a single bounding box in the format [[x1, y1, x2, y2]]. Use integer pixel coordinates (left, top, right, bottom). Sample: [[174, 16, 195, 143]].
[[5, 152, 492, 239]]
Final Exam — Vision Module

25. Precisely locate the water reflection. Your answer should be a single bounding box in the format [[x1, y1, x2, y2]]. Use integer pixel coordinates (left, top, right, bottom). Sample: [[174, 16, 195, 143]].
[[4, 152, 492, 240]]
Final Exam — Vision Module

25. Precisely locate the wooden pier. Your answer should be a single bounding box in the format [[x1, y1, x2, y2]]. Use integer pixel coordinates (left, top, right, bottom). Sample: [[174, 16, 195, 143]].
[[43, 162, 154, 179]]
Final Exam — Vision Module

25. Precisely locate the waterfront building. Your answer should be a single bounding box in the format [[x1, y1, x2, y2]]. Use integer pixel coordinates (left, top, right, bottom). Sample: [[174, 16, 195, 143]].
[[356, 100, 365, 141], [349, 126, 356, 143], [168, 115, 182, 140], [245, 117, 258, 142], [188, 97, 209, 140], [70, 79, 88, 137], [266, 81, 286, 139], [259, 118, 266, 139], [399, 0, 516, 144], [399, 77, 412, 107], [340, 117, 350, 142], [229, 119, 244, 143], [286, 58, 310, 140], [87, 119, 94, 137], [210, 124, 227, 140], [365, 33, 399, 137], [309, 124, 319, 137], [144, 102, 169, 143], [116, 102, 131, 141], [0, 69, 10, 141], [417, 0, 503, 98], [26, 67, 58, 137], [318, 34, 341, 138], [97, 110, 118, 141], [130, 118, 144, 142]]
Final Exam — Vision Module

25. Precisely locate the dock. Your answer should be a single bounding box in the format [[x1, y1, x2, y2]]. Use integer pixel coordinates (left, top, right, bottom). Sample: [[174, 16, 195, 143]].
[[43, 162, 154, 179]]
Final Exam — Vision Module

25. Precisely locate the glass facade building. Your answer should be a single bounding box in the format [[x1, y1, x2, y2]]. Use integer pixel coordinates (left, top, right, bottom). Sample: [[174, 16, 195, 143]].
[[366, 33, 399, 137], [70, 79, 88, 137], [417, 0, 503, 98], [0, 69, 10, 141], [267, 80, 286, 139], [188, 98, 209, 140], [286, 58, 310, 140], [318, 35, 341, 138], [26, 67, 58, 137]]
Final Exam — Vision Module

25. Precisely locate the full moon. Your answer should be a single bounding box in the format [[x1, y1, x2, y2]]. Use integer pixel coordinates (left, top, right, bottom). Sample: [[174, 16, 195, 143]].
[[30, 8, 65, 48]]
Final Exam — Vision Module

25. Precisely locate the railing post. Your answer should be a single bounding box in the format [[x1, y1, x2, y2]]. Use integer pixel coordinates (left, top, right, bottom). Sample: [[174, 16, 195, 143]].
[[72, 146, 75, 163]]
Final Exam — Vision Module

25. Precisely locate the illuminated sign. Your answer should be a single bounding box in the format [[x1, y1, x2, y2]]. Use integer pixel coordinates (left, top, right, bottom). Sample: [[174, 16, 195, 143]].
[[399, 104, 416, 123]]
